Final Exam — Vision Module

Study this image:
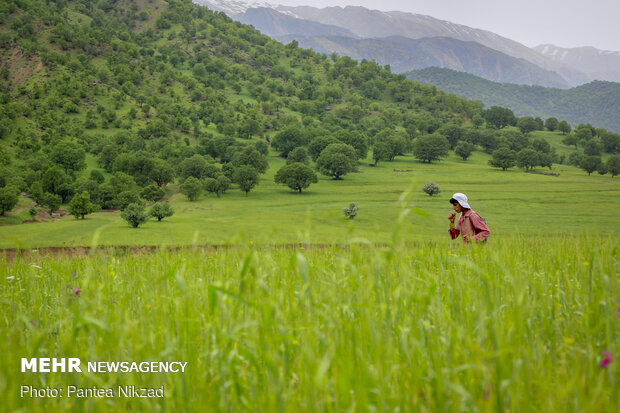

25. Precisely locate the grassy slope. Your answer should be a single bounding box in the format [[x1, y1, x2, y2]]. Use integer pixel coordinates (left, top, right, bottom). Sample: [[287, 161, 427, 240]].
[[1, 131, 617, 248]]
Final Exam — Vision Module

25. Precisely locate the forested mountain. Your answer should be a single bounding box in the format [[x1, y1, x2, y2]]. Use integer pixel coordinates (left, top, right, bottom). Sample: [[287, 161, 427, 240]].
[[279, 35, 570, 88], [0, 0, 485, 216], [407, 67, 620, 132]]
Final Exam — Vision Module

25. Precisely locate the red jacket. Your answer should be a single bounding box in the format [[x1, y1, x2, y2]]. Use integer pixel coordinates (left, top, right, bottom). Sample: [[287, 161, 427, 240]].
[[449, 209, 490, 243]]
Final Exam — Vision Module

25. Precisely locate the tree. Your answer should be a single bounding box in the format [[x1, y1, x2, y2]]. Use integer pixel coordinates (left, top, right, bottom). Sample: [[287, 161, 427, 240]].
[[232, 146, 268, 173], [121, 203, 149, 227], [516, 117, 539, 135], [179, 154, 209, 180], [271, 127, 307, 157], [141, 184, 166, 202], [438, 124, 465, 149], [483, 106, 516, 129], [472, 114, 485, 129], [110, 172, 136, 193], [562, 134, 578, 149], [151, 159, 175, 187], [558, 120, 571, 135], [116, 190, 141, 210], [412, 134, 450, 163], [50, 141, 86, 173], [274, 162, 318, 193], [204, 175, 231, 198], [0, 186, 19, 216], [516, 148, 539, 171], [316, 143, 357, 179], [233, 166, 259, 196], [489, 147, 516, 171], [606, 155, 620, 178], [308, 136, 339, 162], [580, 156, 602, 176], [180, 176, 202, 201], [583, 139, 603, 156], [454, 141, 475, 161], [286, 147, 309, 164], [68, 191, 97, 219], [372, 141, 392, 166], [545, 117, 559, 132], [42, 193, 62, 214], [422, 182, 440, 196], [149, 202, 174, 221], [532, 138, 551, 153], [334, 130, 369, 160]]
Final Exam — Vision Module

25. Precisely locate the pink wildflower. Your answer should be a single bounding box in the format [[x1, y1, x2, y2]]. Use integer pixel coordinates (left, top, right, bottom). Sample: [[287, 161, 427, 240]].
[[74, 287, 81, 297], [600, 352, 612, 369]]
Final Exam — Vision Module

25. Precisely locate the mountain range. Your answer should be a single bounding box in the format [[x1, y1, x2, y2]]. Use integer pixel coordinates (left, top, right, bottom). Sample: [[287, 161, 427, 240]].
[[407, 68, 620, 132], [194, 0, 610, 88]]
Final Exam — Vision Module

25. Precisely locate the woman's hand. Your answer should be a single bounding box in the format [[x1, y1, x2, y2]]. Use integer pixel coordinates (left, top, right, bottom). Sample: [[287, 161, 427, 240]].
[[448, 213, 456, 224]]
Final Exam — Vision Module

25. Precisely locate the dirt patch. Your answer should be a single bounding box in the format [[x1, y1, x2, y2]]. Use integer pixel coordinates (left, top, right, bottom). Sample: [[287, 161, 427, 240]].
[[0, 243, 378, 264]]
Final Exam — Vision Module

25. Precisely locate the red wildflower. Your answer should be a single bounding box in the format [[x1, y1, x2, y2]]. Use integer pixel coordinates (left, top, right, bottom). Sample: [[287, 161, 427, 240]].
[[600, 352, 612, 369]]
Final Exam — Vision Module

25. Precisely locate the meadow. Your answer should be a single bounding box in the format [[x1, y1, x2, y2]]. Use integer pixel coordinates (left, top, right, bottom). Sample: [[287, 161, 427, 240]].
[[0, 130, 618, 249], [1, 132, 618, 412], [1, 234, 618, 412]]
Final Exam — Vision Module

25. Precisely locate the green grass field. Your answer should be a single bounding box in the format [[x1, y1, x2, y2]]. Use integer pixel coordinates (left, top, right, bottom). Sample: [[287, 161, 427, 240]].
[[1, 235, 617, 412], [1, 132, 618, 412], [0, 132, 618, 249]]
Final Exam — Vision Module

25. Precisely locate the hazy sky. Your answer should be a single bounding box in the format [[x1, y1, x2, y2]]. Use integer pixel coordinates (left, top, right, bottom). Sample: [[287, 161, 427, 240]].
[[268, 0, 619, 51]]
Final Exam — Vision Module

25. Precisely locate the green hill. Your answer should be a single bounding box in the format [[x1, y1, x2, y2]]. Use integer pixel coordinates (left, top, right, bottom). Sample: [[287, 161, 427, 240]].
[[406, 67, 620, 132], [0, 0, 617, 235]]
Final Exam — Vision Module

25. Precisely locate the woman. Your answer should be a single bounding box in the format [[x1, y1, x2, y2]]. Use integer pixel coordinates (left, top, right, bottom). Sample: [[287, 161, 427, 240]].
[[448, 193, 490, 243]]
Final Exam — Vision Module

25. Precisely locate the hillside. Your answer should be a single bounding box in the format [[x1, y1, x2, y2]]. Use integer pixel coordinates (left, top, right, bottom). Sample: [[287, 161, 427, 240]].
[[407, 67, 620, 132], [279, 35, 570, 88], [0, 0, 486, 219]]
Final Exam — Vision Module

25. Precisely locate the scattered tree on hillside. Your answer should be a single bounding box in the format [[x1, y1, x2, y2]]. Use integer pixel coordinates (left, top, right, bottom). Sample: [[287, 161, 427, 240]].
[[232, 146, 268, 173], [286, 147, 310, 165], [558, 120, 572, 135], [372, 141, 392, 166], [68, 191, 98, 219], [607, 155, 620, 178], [141, 184, 165, 202], [203, 175, 231, 198], [308, 136, 340, 162], [274, 162, 318, 193], [516, 148, 539, 171], [121, 203, 149, 228], [316, 143, 357, 179], [545, 117, 559, 132], [516, 117, 540, 135], [489, 147, 516, 171], [412, 134, 449, 163], [0, 186, 19, 216], [271, 127, 306, 158], [149, 202, 174, 221], [484, 106, 516, 129], [580, 156, 602, 176], [180, 176, 202, 201], [42, 193, 62, 215], [233, 166, 259, 196], [455, 141, 475, 161]]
